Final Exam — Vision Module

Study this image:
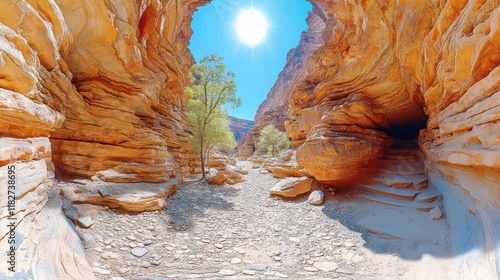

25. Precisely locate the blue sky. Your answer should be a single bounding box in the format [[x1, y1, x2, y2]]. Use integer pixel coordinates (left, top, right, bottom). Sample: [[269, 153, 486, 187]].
[[189, 0, 312, 121]]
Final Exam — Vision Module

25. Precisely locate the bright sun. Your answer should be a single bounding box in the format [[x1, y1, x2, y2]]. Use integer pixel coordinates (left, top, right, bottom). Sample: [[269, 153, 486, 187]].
[[236, 9, 268, 45]]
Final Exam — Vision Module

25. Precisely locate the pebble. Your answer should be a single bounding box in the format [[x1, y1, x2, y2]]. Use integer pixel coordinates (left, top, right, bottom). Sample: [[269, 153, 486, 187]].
[[307, 190, 325, 205], [123, 253, 135, 261], [242, 270, 256, 275], [126, 236, 137, 241], [313, 261, 339, 272], [140, 261, 151, 268], [92, 267, 111, 275], [344, 242, 356, 247], [272, 225, 282, 232], [430, 207, 443, 220], [249, 264, 268, 271], [103, 238, 113, 245], [337, 267, 354, 275], [214, 243, 224, 249], [116, 267, 131, 274], [143, 240, 153, 246], [289, 237, 301, 243], [231, 258, 242, 264], [100, 251, 120, 260], [303, 267, 319, 272], [218, 269, 237, 276], [131, 247, 148, 257], [147, 225, 155, 231], [152, 259, 163, 266], [77, 216, 93, 228], [275, 272, 288, 278]]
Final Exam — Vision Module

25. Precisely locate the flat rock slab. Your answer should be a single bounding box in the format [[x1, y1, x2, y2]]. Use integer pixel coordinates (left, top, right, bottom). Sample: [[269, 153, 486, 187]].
[[77, 216, 93, 228], [269, 177, 312, 198], [61, 179, 179, 211], [100, 251, 120, 260], [357, 208, 448, 241]]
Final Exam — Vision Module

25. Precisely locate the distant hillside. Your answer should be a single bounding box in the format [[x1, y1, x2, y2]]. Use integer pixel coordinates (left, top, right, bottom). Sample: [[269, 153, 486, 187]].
[[228, 116, 254, 142]]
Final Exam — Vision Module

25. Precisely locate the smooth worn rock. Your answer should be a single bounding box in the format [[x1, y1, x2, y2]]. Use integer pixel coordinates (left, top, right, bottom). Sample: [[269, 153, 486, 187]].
[[269, 177, 312, 198], [100, 252, 120, 260], [242, 270, 256, 275], [65, 206, 79, 221], [249, 264, 268, 271], [92, 267, 111, 275], [77, 217, 93, 228], [430, 207, 444, 220], [131, 248, 148, 258], [307, 190, 325, 205], [218, 269, 237, 276], [207, 170, 244, 185], [313, 262, 339, 272], [116, 267, 132, 275]]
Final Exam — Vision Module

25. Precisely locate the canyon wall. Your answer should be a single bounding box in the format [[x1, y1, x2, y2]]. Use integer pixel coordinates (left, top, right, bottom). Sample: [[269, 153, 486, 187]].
[[238, 8, 326, 156], [250, 0, 500, 277], [0, 0, 207, 278]]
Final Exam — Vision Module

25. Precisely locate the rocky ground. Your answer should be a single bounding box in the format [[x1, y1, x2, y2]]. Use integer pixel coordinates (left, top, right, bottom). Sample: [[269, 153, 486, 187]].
[[74, 161, 448, 280]]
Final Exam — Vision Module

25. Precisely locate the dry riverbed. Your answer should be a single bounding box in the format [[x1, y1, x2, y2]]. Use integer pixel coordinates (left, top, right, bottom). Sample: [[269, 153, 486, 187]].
[[75, 161, 436, 280]]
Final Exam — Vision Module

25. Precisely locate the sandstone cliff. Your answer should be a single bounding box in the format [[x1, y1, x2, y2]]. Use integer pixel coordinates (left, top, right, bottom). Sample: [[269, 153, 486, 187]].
[[0, 0, 207, 278], [251, 0, 500, 277], [228, 116, 254, 141], [238, 9, 326, 156]]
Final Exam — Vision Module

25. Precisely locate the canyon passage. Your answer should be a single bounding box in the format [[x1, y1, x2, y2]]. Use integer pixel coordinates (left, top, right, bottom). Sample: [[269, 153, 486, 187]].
[[1, 0, 500, 280]]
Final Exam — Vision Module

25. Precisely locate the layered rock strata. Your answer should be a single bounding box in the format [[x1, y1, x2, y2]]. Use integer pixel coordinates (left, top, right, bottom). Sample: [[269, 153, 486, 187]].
[[237, 9, 326, 156], [0, 0, 207, 277], [251, 0, 500, 278]]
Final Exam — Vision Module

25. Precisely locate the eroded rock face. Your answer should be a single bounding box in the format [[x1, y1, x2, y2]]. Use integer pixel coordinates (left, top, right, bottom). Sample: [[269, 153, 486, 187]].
[[0, 0, 207, 277], [229, 116, 254, 142], [269, 177, 313, 198], [253, 0, 500, 277], [237, 10, 326, 157]]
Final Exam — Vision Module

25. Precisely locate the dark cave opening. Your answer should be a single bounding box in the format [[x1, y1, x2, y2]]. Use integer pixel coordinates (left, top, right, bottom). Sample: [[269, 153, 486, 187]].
[[384, 117, 429, 140]]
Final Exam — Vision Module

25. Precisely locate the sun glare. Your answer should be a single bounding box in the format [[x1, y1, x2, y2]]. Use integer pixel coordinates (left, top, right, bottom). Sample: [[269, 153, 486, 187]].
[[236, 9, 268, 45]]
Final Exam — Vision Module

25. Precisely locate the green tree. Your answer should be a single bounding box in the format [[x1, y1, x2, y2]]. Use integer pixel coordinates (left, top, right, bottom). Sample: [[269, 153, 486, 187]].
[[257, 124, 291, 157], [185, 54, 241, 178]]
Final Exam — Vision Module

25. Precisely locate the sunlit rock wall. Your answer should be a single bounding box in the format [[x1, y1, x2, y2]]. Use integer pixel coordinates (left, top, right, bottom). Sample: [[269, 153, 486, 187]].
[[252, 0, 500, 277], [0, 0, 207, 277], [238, 8, 325, 156]]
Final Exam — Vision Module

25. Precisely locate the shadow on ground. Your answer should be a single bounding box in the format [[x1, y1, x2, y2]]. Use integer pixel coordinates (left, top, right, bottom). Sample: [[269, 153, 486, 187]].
[[320, 189, 452, 261], [163, 179, 239, 230]]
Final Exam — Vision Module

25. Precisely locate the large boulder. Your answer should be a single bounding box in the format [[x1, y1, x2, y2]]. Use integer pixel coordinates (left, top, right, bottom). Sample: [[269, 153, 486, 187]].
[[265, 150, 310, 178], [61, 179, 179, 212], [207, 170, 244, 185], [269, 177, 313, 198]]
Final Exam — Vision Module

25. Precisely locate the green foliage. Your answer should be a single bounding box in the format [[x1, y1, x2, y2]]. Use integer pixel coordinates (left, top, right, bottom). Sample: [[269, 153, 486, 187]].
[[185, 54, 241, 177], [257, 124, 291, 157]]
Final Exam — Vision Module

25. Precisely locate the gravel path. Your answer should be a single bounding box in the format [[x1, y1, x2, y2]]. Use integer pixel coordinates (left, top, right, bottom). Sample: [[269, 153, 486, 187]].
[[77, 161, 414, 280]]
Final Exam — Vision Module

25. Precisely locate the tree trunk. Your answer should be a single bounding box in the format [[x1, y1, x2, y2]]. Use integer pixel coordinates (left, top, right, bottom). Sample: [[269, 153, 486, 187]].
[[200, 136, 206, 179]]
